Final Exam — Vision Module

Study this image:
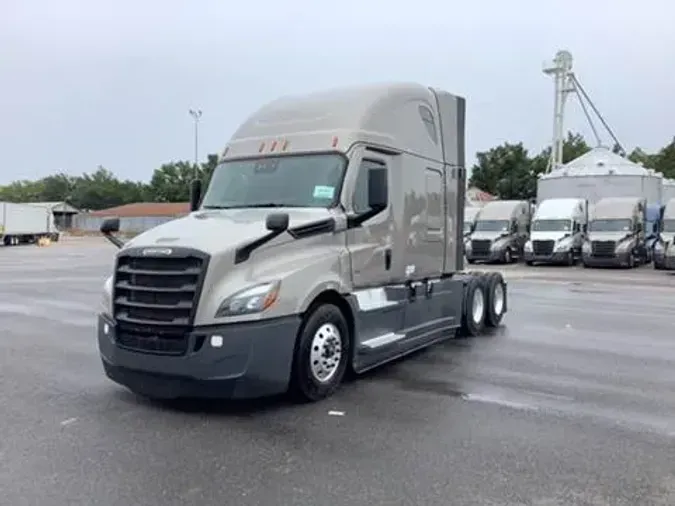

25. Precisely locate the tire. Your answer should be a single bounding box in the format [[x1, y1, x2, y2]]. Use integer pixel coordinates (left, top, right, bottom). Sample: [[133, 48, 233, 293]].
[[627, 253, 635, 269], [566, 251, 575, 266], [289, 304, 350, 403], [484, 272, 506, 328], [460, 277, 486, 337], [503, 248, 512, 264], [525, 260, 533, 266], [466, 258, 476, 265]]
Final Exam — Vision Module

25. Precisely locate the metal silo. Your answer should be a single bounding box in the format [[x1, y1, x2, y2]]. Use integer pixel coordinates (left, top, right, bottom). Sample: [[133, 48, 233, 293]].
[[536, 147, 663, 206], [663, 179, 675, 202]]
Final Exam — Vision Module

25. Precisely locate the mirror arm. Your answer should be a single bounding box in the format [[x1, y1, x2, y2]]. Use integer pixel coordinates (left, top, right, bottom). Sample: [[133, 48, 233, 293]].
[[103, 232, 125, 249]]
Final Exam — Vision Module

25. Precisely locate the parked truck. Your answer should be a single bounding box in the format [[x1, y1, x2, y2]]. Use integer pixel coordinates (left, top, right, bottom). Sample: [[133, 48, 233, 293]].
[[96, 82, 509, 403], [523, 198, 587, 266], [465, 200, 530, 264], [643, 203, 662, 264], [653, 198, 675, 270], [464, 206, 480, 238], [0, 202, 59, 246], [581, 196, 647, 268]]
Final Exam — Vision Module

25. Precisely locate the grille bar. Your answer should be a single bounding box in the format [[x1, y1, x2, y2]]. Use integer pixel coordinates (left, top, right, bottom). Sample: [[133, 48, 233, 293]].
[[591, 241, 616, 257], [112, 247, 210, 356], [471, 239, 491, 256], [532, 240, 554, 256]]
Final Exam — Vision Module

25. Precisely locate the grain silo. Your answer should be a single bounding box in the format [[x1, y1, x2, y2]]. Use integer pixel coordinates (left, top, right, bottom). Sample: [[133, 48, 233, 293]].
[[662, 179, 675, 202], [536, 147, 663, 206]]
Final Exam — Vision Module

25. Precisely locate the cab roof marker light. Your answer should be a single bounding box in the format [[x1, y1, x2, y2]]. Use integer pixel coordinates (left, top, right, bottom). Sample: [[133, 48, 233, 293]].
[[282, 139, 289, 151], [331, 136, 339, 148], [270, 140, 278, 151], [258, 142, 266, 153]]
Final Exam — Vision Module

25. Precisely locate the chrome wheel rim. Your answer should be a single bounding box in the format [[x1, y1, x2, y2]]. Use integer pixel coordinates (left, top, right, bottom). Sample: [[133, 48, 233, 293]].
[[471, 288, 485, 325], [309, 323, 343, 383], [493, 283, 504, 316]]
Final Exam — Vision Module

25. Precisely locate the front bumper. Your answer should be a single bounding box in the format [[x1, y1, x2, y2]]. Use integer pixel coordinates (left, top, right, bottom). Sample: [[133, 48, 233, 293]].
[[662, 255, 675, 270], [523, 250, 572, 265], [465, 251, 504, 263], [582, 251, 632, 267], [98, 313, 301, 400]]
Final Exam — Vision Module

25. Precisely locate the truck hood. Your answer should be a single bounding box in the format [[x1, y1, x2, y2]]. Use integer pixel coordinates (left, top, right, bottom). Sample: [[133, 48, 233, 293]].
[[470, 231, 508, 241], [530, 231, 571, 242], [122, 207, 337, 255], [587, 232, 630, 242]]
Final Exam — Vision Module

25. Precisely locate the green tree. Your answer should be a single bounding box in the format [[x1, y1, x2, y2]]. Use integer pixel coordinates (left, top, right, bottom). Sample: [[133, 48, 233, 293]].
[[469, 142, 535, 200]]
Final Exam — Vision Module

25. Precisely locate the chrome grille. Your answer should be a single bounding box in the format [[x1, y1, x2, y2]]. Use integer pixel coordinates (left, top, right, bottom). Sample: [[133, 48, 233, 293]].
[[112, 248, 209, 355]]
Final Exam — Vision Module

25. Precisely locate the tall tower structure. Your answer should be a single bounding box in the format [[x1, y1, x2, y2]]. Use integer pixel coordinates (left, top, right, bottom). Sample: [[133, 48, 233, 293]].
[[543, 50, 575, 172]]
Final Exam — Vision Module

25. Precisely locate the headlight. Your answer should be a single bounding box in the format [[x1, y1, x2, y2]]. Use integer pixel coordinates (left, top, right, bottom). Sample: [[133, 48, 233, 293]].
[[615, 240, 633, 252], [654, 242, 664, 252], [215, 281, 281, 318], [490, 240, 502, 251], [524, 241, 532, 252], [554, 239, 573, 252], [101, 275, 113, 315], [464, 240, 472, 251], [582, 242, 591, 253]]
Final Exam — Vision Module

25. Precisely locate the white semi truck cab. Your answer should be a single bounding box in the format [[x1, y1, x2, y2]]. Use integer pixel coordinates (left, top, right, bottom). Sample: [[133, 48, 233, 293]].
[[524, 198, 587, 266], [582, 196, 648, 268], [97, 83, 508, 402], [654, 197, 675, 270]]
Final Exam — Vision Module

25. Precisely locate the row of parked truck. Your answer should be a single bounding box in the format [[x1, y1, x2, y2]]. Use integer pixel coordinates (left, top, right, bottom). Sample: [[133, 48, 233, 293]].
[[464, 196, 675, 270]]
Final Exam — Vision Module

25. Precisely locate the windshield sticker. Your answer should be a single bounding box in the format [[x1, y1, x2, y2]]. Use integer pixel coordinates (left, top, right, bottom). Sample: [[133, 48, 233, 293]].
[[313, 185, 335, 199]]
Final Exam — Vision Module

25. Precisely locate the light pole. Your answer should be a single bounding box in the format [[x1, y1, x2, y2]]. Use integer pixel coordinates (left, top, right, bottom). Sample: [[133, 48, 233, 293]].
[[188, 109, 202, 178]]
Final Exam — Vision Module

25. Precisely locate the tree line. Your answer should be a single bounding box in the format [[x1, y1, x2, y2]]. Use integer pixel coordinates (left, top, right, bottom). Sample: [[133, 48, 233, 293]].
[[1, 133, 674, 210]]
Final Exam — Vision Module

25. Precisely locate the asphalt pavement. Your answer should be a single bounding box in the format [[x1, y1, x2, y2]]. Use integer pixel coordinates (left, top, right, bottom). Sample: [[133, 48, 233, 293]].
[[2, 238, 675, 506]]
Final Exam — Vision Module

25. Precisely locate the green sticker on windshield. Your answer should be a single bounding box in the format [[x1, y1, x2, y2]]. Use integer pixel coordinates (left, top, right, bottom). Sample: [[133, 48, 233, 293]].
[[313, 185, 335, 199]]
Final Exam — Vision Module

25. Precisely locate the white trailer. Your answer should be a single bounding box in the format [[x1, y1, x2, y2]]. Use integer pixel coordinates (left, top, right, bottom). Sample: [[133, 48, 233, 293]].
[[0, 202, 60, 246]]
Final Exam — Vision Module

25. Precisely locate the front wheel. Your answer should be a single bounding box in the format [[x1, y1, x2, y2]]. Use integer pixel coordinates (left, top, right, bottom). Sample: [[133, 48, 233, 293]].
[[503, 248, 513, 264], [290, 304, 350, 403]]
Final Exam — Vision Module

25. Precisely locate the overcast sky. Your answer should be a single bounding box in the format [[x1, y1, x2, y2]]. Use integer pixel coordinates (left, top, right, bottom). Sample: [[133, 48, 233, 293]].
[[1, 0, 673, 184]]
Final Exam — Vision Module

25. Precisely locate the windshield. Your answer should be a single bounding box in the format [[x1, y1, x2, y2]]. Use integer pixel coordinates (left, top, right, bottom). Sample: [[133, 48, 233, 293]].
[[589, 219, 632, 232], [201, 154, 346, 209], [474, 220, 509, 232], [662, 219, 675, 234], [532, 219, 571, 232]]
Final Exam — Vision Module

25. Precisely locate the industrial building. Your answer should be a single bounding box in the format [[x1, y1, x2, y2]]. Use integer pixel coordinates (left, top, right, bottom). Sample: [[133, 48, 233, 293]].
[[72, 202, 189, 234], [537, 147, 664, 206], [27, 201, 80, 229]]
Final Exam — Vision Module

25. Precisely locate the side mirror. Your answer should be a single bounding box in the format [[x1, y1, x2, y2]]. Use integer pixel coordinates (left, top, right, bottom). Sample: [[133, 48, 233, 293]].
[[190, 179, 202, 212], [100, 217, 124, 249], [100, 217, 120, 234], [367, 168, 388, 210], [265, 212, 289, 233]]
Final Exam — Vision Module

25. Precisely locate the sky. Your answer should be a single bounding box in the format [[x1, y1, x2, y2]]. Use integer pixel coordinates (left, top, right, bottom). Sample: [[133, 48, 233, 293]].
[[1, 0, 674, 184]]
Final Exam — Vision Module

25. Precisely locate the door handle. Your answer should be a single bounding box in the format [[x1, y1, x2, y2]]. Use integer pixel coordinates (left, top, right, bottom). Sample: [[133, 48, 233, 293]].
[[384, 248, 392, 270]]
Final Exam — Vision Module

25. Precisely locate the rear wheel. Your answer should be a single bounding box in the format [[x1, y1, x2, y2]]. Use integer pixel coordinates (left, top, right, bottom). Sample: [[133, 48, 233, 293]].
[[461, 277, 486, 337], [290, 304, 350, 402], [485, 272, 506, 328]]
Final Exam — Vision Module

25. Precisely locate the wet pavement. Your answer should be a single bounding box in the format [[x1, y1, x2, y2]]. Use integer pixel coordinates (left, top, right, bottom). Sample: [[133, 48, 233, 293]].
[[2, 239, 675, 506]]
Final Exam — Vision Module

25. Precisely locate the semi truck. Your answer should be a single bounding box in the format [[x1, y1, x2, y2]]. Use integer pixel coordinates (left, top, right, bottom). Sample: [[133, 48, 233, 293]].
[[0, 202, 59, 246], [582, 196, 648, 268], [653, 198, 675, 270], [96, 82, 509, 402], [523, 198, 587, 266], [463, 206, 480, 238], [643, 203, 662, 264], [465, 200, 530, 264]]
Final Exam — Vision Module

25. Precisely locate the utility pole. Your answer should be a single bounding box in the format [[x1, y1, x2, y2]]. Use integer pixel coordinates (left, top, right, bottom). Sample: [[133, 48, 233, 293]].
[[188, 109, 202, 178]]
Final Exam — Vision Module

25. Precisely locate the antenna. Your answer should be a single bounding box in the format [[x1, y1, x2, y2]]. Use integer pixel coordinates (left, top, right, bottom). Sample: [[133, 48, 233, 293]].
[[542, 50, 626, 173]]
